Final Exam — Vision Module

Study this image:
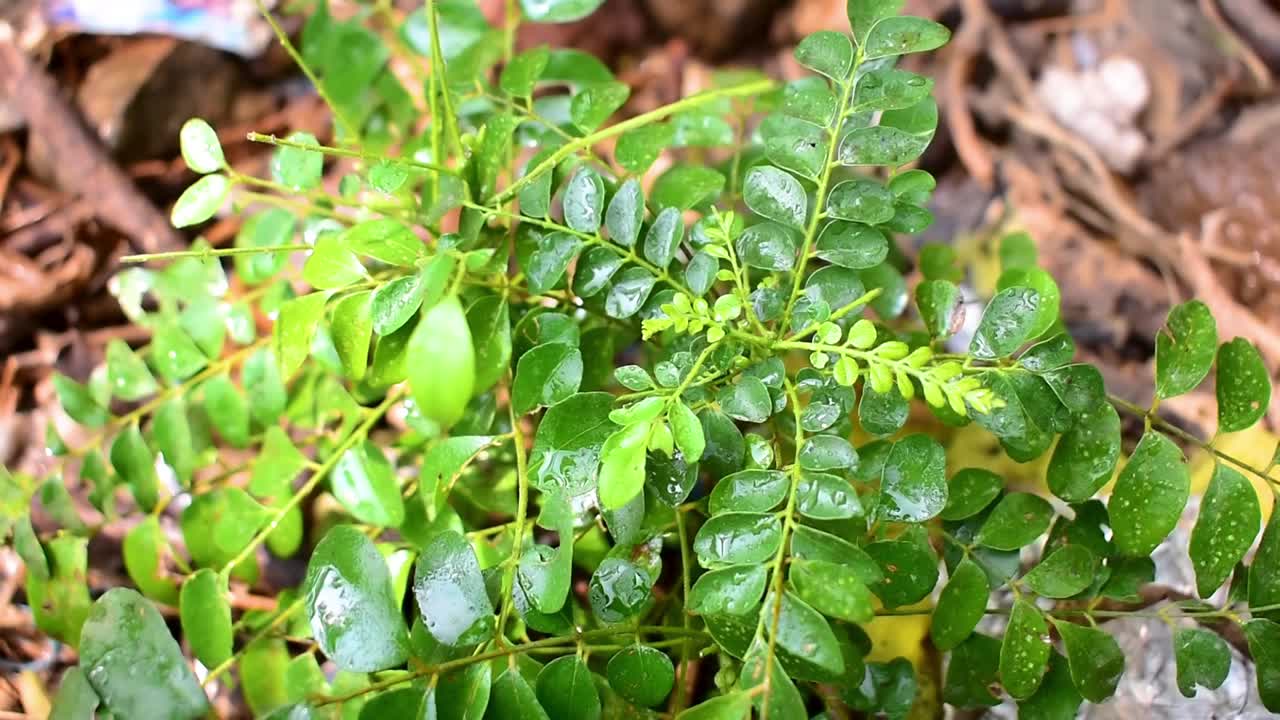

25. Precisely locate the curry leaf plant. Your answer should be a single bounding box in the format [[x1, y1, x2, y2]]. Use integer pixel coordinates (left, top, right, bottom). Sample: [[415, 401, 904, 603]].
[[6, 1, 1280, 718]]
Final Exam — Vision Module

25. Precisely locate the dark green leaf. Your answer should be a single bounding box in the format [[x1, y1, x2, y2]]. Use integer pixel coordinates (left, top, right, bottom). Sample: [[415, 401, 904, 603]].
[[122, 516, 178, 605], [816, 221, 889, 270], [372, 273, 427, 337], [866, 539, 938, 608], [736, 221, 798, 271], [1217, 338, 1271, 432], [744, 166, 807, 228], [643, 207, 684, 268], [345, 219, 425, 267], [709, 469, 788, 515], [761, 113, 828, 179], [765, 591, 846, 676], [693, 512, 782, 568], [607, 645, 674, 708], [798, 434, 858, 471], [80, 588, 208, 718], [605, 178, 644, 247], [1190, 463, 1260, 598], [688, 564, 767, 615], [466, 295, 512, 393], [1017, 651, 1082, 720], [852, 68, 933, 113], [513, 343, 583, 415], [203, 375, 249, 448], [796, 471, 861, 519], [860, 385, 909, 436], [999, 600, 1051, 699], [970, 287, 1042, 359], [537, 656, 600, 720], [975, 493, 1054, 550], [1054, 619, 1124, 702], [1250, 507, 1280, 621], [877, 434, 947, 523], [530, 392, 617, 495], [151, 323, 208, 382], [489, 668, 549, 720], [826, 178, 896, 224], [180, 569, 232, 669], [563, 168, 605, 233], [931, 557, 989, 651], [1109, 430, 1189, 557], [791, 558, 874, 623], [739, 643, 807, 720], [1155, 300, 1218, 399], [717, 377, 772, 423], [1174, 627, 1230, 697], [940, 468, 1002, 521], [794, 30, 853, 80], [275, 292, 328, 379], [1021, 544, 1096, 599], [605, 267, 656, 319], [1046, 403, 1121, 503], [1245, 619, 1280, 711], [943, 634, 1001, 708], [782, 77, 837, 125], [862, 16, 950, 60]]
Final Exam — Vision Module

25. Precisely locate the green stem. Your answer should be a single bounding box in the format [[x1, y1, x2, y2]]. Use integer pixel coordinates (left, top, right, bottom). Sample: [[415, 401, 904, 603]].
[[491, 79, 776, 206], [122, 244, 310, 264], [782, 48, 863, 323], [237, 190, 353, 223], [253, 0, 360, 143], [672, 509, 694, 714], [496, 383, 532, 644], [426, 0, 465, 157], [783, 288, 883, 343], [245, 132, 457, 176]]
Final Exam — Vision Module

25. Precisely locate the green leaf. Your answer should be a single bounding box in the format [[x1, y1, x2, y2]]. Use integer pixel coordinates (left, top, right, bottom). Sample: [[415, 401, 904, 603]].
[[669, 400, 705, 462], [563, 168, 605, 233], [862, 16, 951, 60], [151, 323, 208, 384], [345, 219, 425, 267], [877, 433, 947, 523], [815, 220, 889, 270], [598, 420, 651, 509], [520, 0, 605, 23], [372, 273, 428, 337], [674, 691, 752, 719], [717, 377, 772, 423], [826, 177, 896, 224], [852, 68, 934, 113], [500, 46, 550, 97], [794, 30, 853, 80], [589, 555, 653, 623], [687, 564, 767, 615], [912, 279, 963, 340], [975, 493, 1054, 550], [122, 516, 178, 605], [303, 525, 408, 671], [616, 124, 674, 175], [105, 340, 157, 402], [80, 589, 208, 717], [203, 375, 250, 448], [782, 77, 837, 125], [490, 668, 549, 720], [1053, 619, 1124, 702], [1017, 651, 1082, 719], [1217, 337, 1271, 432], [709, 469, 788, 515], [1174, 627, 1230, 697], [1250, 507, 1280, 621], [999, 599, 1051, 699], [761, 113, 828, 179], [275, 292, 329, 379], [536, 656, 600, 720], [943, 634, 1001, 709], [693, 512, 782, 568], [940, 468, 1002, 521], [49, 667, 100, 720], [607, 645, 674, 708], [244, 348, 287, 425], [796, 471, 862, 519], [571, 81, 630, 132], [110, 426, 158, 512], [866, 539, 938, 608], [848, 0, 905, 44], [332, 441, 405, 527], [368, 162, 409, 194], [526, 231, 582, 295], [179, 117, 224, 173], [736, 221, 798, 272], [1046, 403, 1121, 503], [304, 235, 368, 289], [1246, 619, 1280, 711], [605, 267, 656, 319], [1155, 300, 1218, 399], [744, 166, 807, 228], [1190, 463, 1260, 598], [171, 173, 229, 227], [271, 131, 323, 190], [408, 295, 476, 428], [651, 165, 725, 210], [573, 247, 623, 298], [415, 530, 494, 645], [790, 558, 874, 623], [643, 207, 684, 268], [180, 568, 233, 669], [1022, 545, 1096, 599], [530, 392, 617, 495], [739, 643, 806, 720], [53, 373, 107, 427], [1109, 430, 1189, 557], [330, 290, 374, 381], [997, 267, 1061, 341], [970, 287, 1042, 359], [1020, 332, 1075, 372], [765, 590, 846, 676], [433, 662, 492, 719], [798, 435, 858, 471], [931, 557, 989, 650], [466, 295, 512, 393], [605, 178, 644, 247], [513, 344, 583, 415], [860, 384, 909, 436], [839, 98, 937, 166]]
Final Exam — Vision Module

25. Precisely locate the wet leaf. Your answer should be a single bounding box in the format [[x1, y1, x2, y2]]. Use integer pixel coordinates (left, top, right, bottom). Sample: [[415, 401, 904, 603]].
[[1190, 463, 1260, 598], [688, 564, 767, 615], [1054, 619, 1124, 702], [970, 287, 1042, 359], [607, 645, 674, 707], [1046, 402, 1121, 503], [513, 343, 583, 415], [180, 569, 233, 669], [331, 441, 405, 527], [1217, 338, 1271, 432], [1174, 627, 1230, 697], [1109, 430, 1189, 557], [1022, 545, 1096, 599], [790, 558, 874, 623], [975, 493, 1054, 550], [877, 434, 947, 523], [794, 30, 853, 80], [536, 656, 600, 720], [415, 530, 494, 646], [744, 166, 807, 228], [693, 512, 782, 568], [999, 599, 1050, 699], [709, 469, 788, 515], [1155, 300, 1217, 399], [408, 295, 476, 427], [931, 557, 989, 651], [171, 174, 229, 228]]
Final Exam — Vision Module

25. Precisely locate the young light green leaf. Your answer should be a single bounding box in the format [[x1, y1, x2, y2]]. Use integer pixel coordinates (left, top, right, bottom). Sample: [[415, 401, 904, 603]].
[[1174, 627, 1230, 698], [1053, 619, 1124, 702], [304, 235, 368, 290], [171, 174, 229, 227], [303, 525, 408, 671], [1217, 337, 1271, 433], [1155, 300, 1218, 399], [597, 420, 651, 509], [513, 343, 583, 415], [1109, 430, 1189, 557], [975, 493, 1054, 550], [931, 557, 989, 651], [330, 290, 374, 381], [275, 292, 329, 379], [79, 589, 208, 718], [999, 599, 1051, 699], [674, 692, 753, 720], [344, 219, 425, 267], [180, 569, 233, 669], [1190, 463, 1260, 598], [407, 295, 476, 428], [414, 530, 494, 646], [1021, 544, 1096, 599], [179, 117, 224, 173], [270, 131, 323, 190], [877, 433, 947, 523], [668, 399, 705, 462]]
